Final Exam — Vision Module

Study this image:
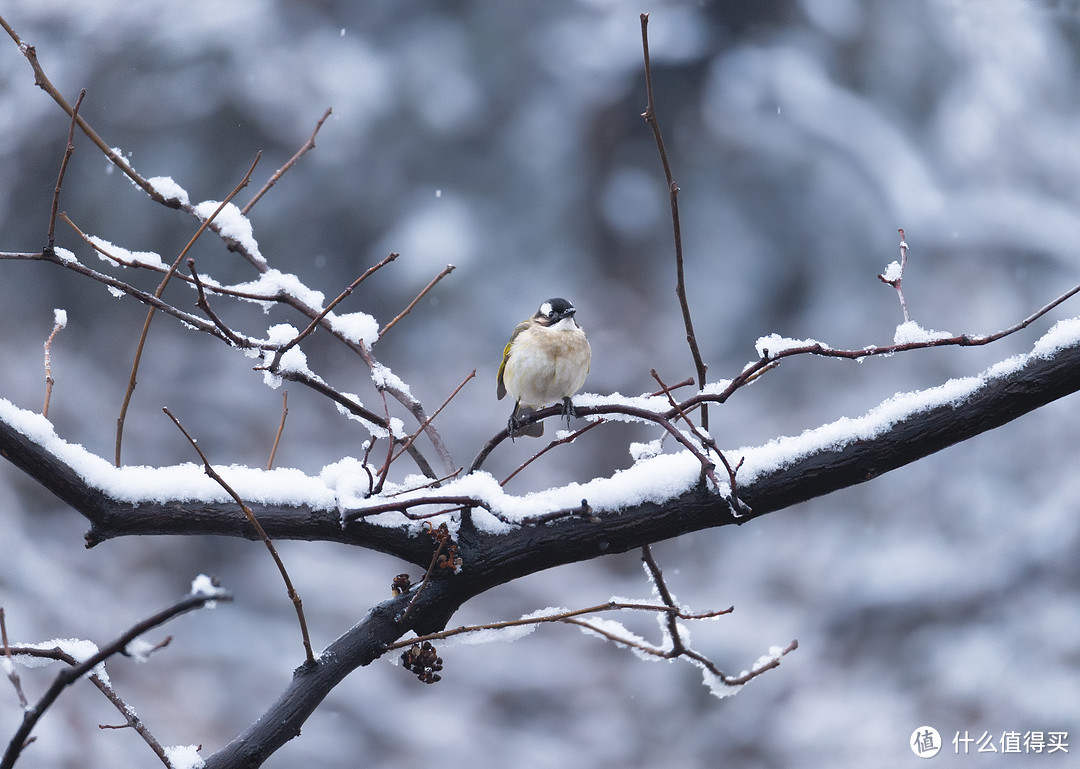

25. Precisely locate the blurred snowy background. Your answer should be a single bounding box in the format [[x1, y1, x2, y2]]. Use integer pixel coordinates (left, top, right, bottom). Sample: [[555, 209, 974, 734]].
[[2, 0, 1080, 766]]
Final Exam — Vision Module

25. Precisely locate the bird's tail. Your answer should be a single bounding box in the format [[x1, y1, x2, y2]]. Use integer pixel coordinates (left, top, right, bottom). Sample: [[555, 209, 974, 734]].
[[511, 405, 545, 438]]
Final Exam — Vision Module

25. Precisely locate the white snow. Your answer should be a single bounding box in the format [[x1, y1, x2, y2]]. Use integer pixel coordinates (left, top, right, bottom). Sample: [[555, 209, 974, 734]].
[[223, 268, 326, 312], [893, 320, 953, 345], [326, 310, 380, 347], [8, 638, 108, 685], [880, 260, 903, 282], [193, 200, 265, 265], [163, 744, 205, 769], [52, 308, 67, 328], [190, 574, 228, 608], [52, 247, 78, 264], [332, 395, 387, 437], [0, 397, 338, 508], [629, 439, 663, 462], [1, 316, 1079, 537], [1031, 317, 1080, 358], [755, 333, 827, 358], [147, 176, 190, 206], [88, 234, 166, 270], [123, 637, 157, 663], [452, 607, 563, 647], [371, 362, 412, 398]]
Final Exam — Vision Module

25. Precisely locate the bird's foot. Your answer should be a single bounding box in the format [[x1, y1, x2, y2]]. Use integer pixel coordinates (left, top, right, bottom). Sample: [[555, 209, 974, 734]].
[[561, 397, 577, 427]]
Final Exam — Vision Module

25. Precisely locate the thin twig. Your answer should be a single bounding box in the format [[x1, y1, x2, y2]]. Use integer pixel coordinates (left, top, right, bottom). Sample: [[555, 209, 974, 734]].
[[0, 586, 231, 769], [163, 407, 315, 666], [877, 228, 910, 322], [267, 390, 288, 470], [8, 640, 172, 762], [500, 420, 604, 487], [392, 369, 475, 465], [186, 258, 248, 346], [640, 13, 709, 430], [713, 276, 1080, 405], [274, 253, 399, 359], [399, 524, 453, 627], [0, 609, 28, 710], [42, 310, 66, 418], [379, 263, 456, 338], [47, 89, 84, 250], [385, 600, 734, 651], [243, 107, 333, 215], [650, 369, 743, 510], [115, 152, 261, 466], [640, 544, 685, 654]]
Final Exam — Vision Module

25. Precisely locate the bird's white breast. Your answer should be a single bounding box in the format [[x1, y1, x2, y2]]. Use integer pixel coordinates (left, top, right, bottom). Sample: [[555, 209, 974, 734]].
[[503, 321, 590, 408]]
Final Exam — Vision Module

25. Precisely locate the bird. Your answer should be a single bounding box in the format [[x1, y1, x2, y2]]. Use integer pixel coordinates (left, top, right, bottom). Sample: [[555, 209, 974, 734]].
[[497, 298, 591, 438]]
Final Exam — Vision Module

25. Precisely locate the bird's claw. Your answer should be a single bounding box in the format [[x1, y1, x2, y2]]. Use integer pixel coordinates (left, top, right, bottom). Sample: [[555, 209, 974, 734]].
[[561, 397, 577, 427]]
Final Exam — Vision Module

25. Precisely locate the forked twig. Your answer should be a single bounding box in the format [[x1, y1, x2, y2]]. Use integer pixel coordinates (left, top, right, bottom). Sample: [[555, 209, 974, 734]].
[[650, 369, 746, 513], [0, 585, 231, 769], [273, 252, 399, 360], [391, 368, 475, 465], [878, 228, 911, 322], [384, 599, 734, 651], [163, 407, 315, 666], [0, 609, 28, 710], [186, 258, 248, 346], [640, 13, 709, 430]]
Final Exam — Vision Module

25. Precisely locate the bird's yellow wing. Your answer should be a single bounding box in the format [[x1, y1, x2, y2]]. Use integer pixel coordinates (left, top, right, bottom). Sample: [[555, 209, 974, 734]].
[[497, 319, 531, 400]]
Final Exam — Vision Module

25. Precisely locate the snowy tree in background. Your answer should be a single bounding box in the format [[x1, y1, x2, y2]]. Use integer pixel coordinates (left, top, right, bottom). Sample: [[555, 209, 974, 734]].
[[2, 3, 1080, 768]]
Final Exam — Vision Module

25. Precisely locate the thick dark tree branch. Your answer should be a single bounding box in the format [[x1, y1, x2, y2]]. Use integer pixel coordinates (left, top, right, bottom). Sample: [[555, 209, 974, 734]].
[[4, 331, 1079, 580], [172, 331, 1080, 766]]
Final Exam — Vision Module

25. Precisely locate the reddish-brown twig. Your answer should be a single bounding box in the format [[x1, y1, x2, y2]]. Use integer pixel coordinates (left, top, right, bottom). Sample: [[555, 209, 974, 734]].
[[163, 407, 314, 666], [379, 263, 456, 338], [243, 106, 333, 215], [41, 310, 66, 418], [47, 88, 84, 249], [500, 420, 605, 487], [640, 13, 709, 430], [115, 152, 261, 466], [274, 253, 400, 361], [0, 586, 229, 769], [877, 228, 911, 322], [392, 369, 475, 465], [384, 599, 735, 651], [267, 390, 288, 470]]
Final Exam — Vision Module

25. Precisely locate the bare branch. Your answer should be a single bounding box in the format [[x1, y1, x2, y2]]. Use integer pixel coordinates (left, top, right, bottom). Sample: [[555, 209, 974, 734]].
[[640, 13, 709, 429], [391, 368, 475, 466], [242, 106, 333, 215], [116, 152, 262, 467], [41, 309, 66, 418], [267, 390, 288, 471], [46, 88, 84, 250], [878, 228, 911, 322], [378, 263, 456, 338], [0, 585, 231, 769], [163, 407, 315, 665], [0, 609, 28, 710]]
